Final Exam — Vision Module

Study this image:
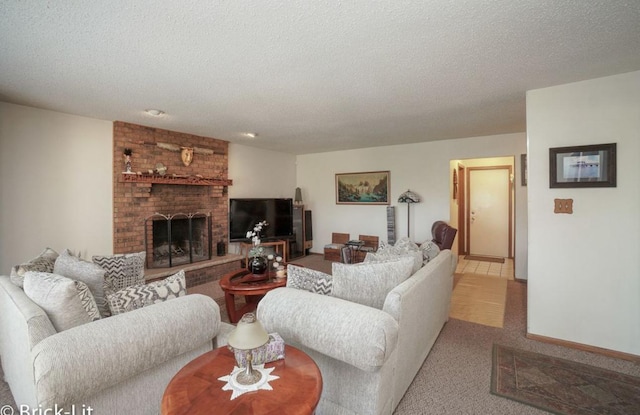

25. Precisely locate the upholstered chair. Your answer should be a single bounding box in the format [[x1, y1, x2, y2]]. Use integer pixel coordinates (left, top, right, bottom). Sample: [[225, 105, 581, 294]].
[[431, 221, 457, 250]]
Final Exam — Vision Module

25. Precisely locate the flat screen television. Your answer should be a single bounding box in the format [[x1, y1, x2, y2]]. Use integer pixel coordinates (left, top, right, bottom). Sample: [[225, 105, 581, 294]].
[[229, 198, 294, 242]]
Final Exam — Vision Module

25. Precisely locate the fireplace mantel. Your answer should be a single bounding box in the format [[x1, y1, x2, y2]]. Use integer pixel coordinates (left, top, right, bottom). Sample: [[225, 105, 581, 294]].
[[121, 173, 233, 187]]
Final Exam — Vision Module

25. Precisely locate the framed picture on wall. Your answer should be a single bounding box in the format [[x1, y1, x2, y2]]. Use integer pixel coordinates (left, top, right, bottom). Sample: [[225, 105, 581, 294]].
[[549, 143, 616, 188], [335, 171, 390, 205]]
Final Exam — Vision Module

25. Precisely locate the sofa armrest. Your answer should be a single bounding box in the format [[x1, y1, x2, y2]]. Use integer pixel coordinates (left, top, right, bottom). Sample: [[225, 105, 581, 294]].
[[257, 287, 398, 372], [31, 294, 220, 407]]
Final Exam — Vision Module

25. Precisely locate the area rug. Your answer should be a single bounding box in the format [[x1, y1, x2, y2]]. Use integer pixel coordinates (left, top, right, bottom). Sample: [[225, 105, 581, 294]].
[[464, 255, 505, 263], [491, 344, 640, 414]]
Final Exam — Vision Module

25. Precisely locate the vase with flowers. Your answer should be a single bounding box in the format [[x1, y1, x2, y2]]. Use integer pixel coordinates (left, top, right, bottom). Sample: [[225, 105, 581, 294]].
[[246, 220, 268, 274]]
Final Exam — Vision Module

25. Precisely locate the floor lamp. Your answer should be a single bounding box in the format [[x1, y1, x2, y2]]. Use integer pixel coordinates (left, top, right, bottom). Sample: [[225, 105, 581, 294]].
[[398, 189, 421, 238]]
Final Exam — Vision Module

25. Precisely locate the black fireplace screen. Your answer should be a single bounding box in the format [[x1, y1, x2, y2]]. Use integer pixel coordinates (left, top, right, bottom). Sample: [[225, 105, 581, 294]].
[[145, 212, 211, 268]]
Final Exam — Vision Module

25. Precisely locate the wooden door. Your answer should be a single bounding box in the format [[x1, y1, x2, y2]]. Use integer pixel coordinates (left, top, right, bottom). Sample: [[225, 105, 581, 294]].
[[466, 166, 512, 258]]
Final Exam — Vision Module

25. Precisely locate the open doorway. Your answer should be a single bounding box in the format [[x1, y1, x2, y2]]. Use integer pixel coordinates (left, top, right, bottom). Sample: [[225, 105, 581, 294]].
[[450, 156, 515, 277]]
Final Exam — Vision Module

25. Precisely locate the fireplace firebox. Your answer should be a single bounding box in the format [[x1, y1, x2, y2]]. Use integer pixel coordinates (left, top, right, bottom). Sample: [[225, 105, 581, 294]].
[[145, 212, 212, 268]]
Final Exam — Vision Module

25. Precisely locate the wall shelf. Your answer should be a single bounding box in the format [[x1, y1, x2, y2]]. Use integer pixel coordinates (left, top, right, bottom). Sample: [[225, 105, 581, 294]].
[[121, 173, 232, 187]]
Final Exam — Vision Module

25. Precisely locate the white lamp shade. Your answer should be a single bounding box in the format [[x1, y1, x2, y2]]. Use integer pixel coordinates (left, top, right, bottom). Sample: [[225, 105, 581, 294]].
[[228, 313, 269, 350]]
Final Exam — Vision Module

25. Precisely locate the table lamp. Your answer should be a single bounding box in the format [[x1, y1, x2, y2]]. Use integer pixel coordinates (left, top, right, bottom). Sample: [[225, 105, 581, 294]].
[[227, 313, 270, 385]]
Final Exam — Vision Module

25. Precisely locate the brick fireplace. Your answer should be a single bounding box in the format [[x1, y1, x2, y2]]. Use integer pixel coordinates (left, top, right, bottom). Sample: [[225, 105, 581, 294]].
[[113, 122, 241, 286]]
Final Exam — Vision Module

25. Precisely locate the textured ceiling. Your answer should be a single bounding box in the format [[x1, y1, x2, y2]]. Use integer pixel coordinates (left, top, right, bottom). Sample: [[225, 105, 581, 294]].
[[1, 1, 639, 155]]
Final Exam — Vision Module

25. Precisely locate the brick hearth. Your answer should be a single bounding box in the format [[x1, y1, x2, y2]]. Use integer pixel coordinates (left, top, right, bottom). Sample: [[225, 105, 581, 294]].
[[113, 122, 240, 285]]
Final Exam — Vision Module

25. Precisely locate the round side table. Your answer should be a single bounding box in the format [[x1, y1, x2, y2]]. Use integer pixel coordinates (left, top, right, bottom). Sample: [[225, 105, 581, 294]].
[[162, 344, 322, 415], [219, 268, 287, 323]]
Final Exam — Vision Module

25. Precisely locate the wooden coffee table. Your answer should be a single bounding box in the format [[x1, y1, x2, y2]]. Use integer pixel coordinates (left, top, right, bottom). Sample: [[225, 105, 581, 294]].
[[219, 268, 287, 323], [161, 345, 323, 415]]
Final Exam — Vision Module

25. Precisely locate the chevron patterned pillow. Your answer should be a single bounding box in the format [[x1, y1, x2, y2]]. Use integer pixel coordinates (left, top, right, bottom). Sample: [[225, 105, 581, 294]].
[[286, 265, 333, 295], [93, 251, 145, 292], [106, 270, 187, 315]]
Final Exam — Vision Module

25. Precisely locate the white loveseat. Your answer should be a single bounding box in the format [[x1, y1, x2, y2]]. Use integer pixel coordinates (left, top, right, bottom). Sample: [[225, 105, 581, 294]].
[[257, 249, 456, 415], [0, 275, 233, 414]]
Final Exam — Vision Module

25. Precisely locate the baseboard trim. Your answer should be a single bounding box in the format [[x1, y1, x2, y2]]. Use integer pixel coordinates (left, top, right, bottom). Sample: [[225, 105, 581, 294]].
[[526, 333, 640, 363]]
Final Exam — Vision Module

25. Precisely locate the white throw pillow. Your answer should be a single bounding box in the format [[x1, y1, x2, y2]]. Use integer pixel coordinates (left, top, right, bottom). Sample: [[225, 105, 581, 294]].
[[23, 272, 101, 332], [394, 237, 421, 252], [332, 256, 414, 309], [364, 250, 423, 274], [10, 247, 59, 288], [419, 240, 441, 263], [54, 249, 109, 318]]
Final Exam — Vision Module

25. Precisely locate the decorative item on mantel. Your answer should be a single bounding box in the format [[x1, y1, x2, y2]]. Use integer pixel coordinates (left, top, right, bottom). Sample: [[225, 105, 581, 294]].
[[181, 147, 193, 166], [153, 142, 218, 165], [123, 148, 133, 173], [246, 221, 268, 274]]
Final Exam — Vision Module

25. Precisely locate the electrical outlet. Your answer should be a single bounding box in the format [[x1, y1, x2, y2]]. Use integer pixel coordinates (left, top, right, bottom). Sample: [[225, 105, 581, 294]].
[[554, 198, 573, 214]]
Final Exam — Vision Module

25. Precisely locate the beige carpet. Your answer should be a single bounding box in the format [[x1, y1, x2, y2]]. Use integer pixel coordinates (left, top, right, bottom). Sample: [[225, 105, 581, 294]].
[[449, 273, 508, 328]]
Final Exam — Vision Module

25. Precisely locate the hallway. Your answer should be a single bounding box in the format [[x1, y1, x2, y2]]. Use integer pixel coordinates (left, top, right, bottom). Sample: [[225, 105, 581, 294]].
[[450, 256, 515, 328]]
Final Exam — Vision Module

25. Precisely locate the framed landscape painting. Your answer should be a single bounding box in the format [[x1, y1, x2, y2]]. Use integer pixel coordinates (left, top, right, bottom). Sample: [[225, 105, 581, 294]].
[[336, 171, 390, 205], [549, 143, 616, 188]]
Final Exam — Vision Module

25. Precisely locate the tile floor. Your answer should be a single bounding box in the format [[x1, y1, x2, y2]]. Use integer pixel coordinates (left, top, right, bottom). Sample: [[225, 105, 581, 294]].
[[456, 256, 514, 279]]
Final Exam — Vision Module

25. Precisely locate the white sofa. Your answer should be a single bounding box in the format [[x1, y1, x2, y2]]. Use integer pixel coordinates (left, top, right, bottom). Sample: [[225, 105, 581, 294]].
[[0, 275, 234, 414], [257, 249, 456, 415]]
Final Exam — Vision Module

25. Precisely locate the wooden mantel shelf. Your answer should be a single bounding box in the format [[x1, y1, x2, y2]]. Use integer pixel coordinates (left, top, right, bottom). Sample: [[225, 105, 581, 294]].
[[121, 173, 232, 187]]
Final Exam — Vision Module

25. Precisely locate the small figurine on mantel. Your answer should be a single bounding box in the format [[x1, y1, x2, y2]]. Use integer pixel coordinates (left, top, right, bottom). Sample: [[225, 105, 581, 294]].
[[123, 148, 133, 173], [181, 147, 193, 166]]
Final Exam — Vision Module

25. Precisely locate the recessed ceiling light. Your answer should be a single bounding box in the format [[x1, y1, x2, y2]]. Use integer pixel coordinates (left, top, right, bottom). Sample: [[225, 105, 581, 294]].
[[145, 109, 165, 117], [243, 132, 258, 138]]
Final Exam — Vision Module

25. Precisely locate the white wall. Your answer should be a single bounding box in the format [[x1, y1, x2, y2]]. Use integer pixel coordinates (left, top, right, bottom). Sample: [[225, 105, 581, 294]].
[[227, 143, 297, 254], [296, 132, 528, 278], [228, 143, 297, 199], [527, 71, 640, 355], [0, 102, 113, 270]]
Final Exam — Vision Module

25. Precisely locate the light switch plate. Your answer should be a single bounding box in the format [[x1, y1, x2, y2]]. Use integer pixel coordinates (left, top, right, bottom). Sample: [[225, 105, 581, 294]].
[[554, 198, 573, 214]]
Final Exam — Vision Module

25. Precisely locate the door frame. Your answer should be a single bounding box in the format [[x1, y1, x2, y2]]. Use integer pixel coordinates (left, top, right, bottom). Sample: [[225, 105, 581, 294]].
[[465, 165, 513, 258], [457, 163, 467, 254]]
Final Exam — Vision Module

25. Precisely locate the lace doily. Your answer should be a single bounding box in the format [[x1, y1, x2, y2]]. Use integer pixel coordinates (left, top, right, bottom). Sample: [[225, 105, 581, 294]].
[[218, 364, 280, 400]]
